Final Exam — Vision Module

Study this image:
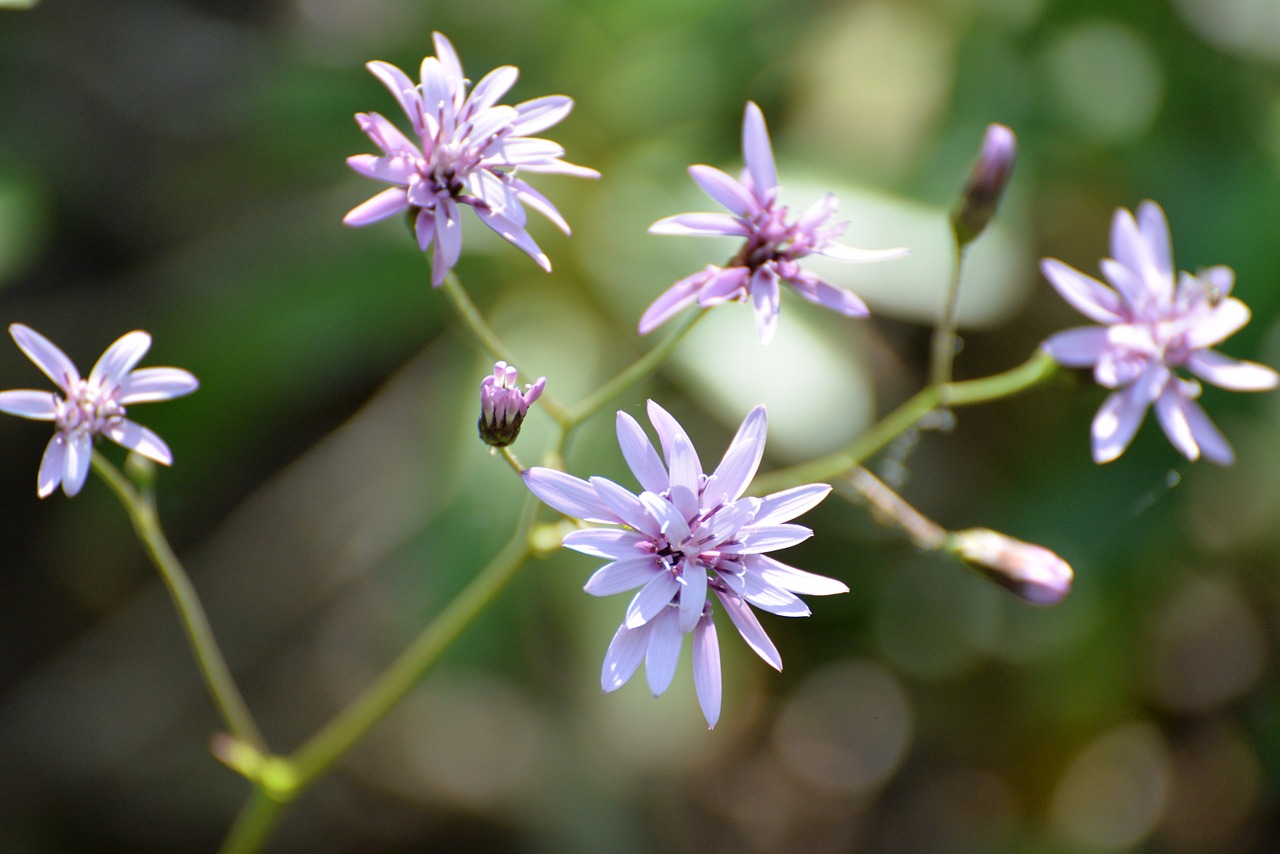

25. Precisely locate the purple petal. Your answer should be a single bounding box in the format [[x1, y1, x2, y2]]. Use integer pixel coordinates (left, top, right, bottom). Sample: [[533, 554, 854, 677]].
[[694, 266, 750, 306], [1110, 204, 1173, 302], [62, 431, 92, 497], [522, 467, 615, 522], [468, 65, 519, 113], [495, 136, 565, 166], [474, 208, 551, 272], [751, 267, 781, 345], [646, 400, 699, 473], [789, 275, 870, 317], [747, 553, 848, 596], [678, 564, 708, 632], [344, 187, 410, 226], [741, 523, 813, 553], [1185, 350, 1280, 391], [638, 269, 713, 335], [625, 573, 681, 629], [688, 165, 757, 216], [583, 556, 664, 596], [366, 61, 422, 130], [591, 476, 661, 537], [616, 411, 669, 493], [103, 420, 173, 465], [644, 608, 683, 697], [1091, 383, 1153, 464], [1154, 389, 1199, 461], [89, 331, 151, 393], [507, 176, 570, 234], [638, 492, 692, 543], [601, 623, 646, 693], [511, 159, 600, 178], [117, 368, 198, 404], [741, 102, 778, 198], [1184, 298, 1251, 350], [708, 405, 767, 505], [753, 484, 832, 525], [0, 390, 58, 420], [1041, 259, 1126, 324], [431, 198, 462, 286], [648, 212, 750, 238], [715, 588, 782, 670], [667, 435, 702, 510], [413, 207, 438, 255], [1044, 326, 1109, 367], [691, 613, 722, 729], [36, 434, 66, 498], [742, 578, 810, 617], [511, 95, 573, 136], [431, 32, 464, 86], [10, 324, 79, 393], [563, 527, 647, 560], [1181, 395, 1234, 465], [1135, 200, 1174, 289]]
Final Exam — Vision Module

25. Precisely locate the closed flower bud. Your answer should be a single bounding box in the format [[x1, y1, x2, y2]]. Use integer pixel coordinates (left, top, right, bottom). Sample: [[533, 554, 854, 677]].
[[478, 361, 545, 448], [948, 527, 1072, 605], [952, 124, 1017, 246]]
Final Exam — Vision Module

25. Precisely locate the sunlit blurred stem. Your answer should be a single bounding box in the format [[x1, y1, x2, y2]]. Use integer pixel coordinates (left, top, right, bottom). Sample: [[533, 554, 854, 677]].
[[90, 451, 266, 752], [285, 494, 539, 790], [497, 445, 524, 474], [750, 348, 1057, 495], [844, 466, 946, 549], [929, 239, 967, 392], [562, 307, 708, 431], [218, 787, 284, 854], [439, 272, 570, 426]]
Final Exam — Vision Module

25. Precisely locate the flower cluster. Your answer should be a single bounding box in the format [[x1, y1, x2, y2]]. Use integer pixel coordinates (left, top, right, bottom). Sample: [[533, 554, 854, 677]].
[[1042, 201, 1278, 464], [0, 324, 198, 497], [643, 102, 907, 344], [522, 401, 846, 728], [344, 32, 598, 286], [477, 360, 545, 447]]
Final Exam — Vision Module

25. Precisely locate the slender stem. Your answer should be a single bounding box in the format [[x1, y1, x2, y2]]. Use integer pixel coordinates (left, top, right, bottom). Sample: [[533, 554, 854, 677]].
[[287, 495, 539, 788], [218, 787, 285, 854], [439, 272, 570, 426], [497, 445, 524, 474], [845, 466, 946, 549], [92, 452, 266, 752], [564, 308, 707, 429], [929, 238, 967, 390], [750, 349, 1057, 495]]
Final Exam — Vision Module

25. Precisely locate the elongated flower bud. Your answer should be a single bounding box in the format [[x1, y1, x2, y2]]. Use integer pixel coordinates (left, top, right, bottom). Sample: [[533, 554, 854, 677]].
[[948, 527, 1073, 605], [478, 361, 545, 447], [952, 124, 1017, 246]]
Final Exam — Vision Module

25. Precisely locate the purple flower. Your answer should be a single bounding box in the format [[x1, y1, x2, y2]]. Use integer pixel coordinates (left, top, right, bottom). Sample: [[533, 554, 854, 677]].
[[952, 123, 1017, 245], [0, 324, 198, 497], [949, 528, 1073, 606], [522, 400, 846, 728], [343, 32, 599, 286], [1042, 201, 1279, 464], [478, 360, 545, 447], [643, 101, 907, 345]]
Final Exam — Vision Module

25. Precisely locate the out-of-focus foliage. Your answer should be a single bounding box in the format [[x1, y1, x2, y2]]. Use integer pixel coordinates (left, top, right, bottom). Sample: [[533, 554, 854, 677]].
[[1, 0, 1279, 852]]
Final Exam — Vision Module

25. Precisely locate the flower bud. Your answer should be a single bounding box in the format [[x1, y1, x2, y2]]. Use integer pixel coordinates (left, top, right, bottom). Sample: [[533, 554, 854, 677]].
[[478, 361, 545, 447], [948, 527, 1072, 605], [951, 124, 1017, 246]]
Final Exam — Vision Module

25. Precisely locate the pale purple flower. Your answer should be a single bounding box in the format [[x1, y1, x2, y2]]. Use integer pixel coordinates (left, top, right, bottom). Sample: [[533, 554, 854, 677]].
[[521, 400, 846, 728], [343, 32, 599, 286], [643, 101, 907, 345], [1043, 201, 1278, 464], [478, 360, 545, 447], [0, 324, 198, 497]]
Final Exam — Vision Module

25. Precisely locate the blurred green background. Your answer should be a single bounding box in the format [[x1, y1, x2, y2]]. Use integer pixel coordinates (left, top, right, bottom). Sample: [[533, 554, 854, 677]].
[[3, 0, 1280, 851]]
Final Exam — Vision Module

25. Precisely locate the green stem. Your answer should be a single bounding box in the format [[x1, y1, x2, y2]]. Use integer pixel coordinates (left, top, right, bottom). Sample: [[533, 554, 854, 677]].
[[750, 349, 1057, 495], [929, 238, 967, 390], [91, 452, 266, 752], [439, 272, 570, 426], [564, 308, 707, 429], [286, 495, 539, 788], [218, 787, 285, 854]]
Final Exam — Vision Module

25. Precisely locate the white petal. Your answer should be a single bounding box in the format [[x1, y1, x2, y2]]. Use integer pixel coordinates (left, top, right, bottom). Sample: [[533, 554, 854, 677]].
[[708, 405, 767, 505], [625, 573, 680, 629], [741, 101, 778, 196], [1181, 395, 1234, 465], [751, 267, 781, 345], [590, 476, 660, 537], [648, 212, 750, 238], [62, 431, 92, 497], [748, 553, 848, 596], [1184, 298, 1250, 350], [688, 165, 756, 216], [817, 242, 909, 263], [522, 467, 615, 522], [691, 614, 722, 729], [754, 484, 832, 525], [741, 523, 813, 553], [1040, 259, 1125, 324], [1091, 384, 1151, 464], [601, 623, 646, 693], [715, 588, 781, 670], [678, 564, 707, 633], [511, 95, 573, 136], [1044, 326, 1109, 367], [583, 556, 664, 596], [644, 608, 684, 697], [563, 528, 647, 560], [343, 187, 410, 226], [37, 434, 66, 498], [1154, 390, 1199, 461]]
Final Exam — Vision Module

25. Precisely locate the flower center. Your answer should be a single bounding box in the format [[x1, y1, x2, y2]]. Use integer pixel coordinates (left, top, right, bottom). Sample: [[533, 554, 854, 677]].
[[55, 379, 123, 437]]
